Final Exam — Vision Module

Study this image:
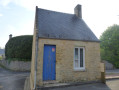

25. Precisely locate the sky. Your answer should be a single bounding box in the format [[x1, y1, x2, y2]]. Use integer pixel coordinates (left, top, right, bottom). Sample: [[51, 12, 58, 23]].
[[0, 0, 119, 48]]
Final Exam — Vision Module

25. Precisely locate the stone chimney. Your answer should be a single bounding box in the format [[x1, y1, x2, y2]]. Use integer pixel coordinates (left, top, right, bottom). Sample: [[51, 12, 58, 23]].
[[74, 4, 82, 18], [9, 34, 12, 39]]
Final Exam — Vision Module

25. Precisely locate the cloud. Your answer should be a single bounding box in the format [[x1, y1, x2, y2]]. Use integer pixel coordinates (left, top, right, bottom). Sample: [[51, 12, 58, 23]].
[[16, 0, 37, 10], [18, 21, 34, 35], [0, 0, 37, 10], [0, 14, 3, 16], [0, 0, 12, 6]]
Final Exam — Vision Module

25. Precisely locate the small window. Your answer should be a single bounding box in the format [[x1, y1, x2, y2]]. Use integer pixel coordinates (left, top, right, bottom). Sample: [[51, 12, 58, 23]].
[[74, 47, 85, 70]]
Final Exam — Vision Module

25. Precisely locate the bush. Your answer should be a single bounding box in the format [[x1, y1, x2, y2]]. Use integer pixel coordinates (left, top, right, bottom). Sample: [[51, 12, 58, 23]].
[[0, 56, 2, 60], [5, 35, 33, 61]]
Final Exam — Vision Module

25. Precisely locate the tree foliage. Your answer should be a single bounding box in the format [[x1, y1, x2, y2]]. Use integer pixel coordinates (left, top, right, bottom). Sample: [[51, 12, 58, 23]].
[[100, 24, 119, 68], [5, 35, 33, 61]]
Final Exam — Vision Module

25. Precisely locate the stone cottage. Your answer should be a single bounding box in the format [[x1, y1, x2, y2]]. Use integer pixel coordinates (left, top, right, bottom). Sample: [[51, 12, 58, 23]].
[[30, 4, 102, 89]]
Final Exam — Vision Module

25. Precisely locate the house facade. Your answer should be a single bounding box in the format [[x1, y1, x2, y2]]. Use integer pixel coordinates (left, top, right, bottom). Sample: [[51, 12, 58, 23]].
[[30, 5, 102, 89]]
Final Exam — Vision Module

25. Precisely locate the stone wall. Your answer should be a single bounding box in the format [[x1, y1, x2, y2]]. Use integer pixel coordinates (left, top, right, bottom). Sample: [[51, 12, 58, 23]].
[[0, 60, 31, 71], [36, 38, 101, 86], [103, 60, 115, 70]]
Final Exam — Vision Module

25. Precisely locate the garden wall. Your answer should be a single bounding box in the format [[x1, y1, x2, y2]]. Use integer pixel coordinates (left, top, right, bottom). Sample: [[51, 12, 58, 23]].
[[0, 60, 31, 71], [103, 60, 115, 70]]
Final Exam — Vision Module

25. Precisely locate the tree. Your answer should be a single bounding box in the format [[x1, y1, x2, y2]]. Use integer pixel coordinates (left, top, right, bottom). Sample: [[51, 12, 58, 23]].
[[5, 35, 33, 61], [100, 24, 119, 68]]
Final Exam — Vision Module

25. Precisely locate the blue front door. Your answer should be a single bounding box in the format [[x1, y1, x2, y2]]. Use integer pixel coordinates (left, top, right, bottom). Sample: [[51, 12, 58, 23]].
[[43, 45, 56, 81]]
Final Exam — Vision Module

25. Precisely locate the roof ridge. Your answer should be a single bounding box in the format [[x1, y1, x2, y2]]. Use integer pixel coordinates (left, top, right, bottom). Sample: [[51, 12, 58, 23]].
[[37, 7, 74, 16]]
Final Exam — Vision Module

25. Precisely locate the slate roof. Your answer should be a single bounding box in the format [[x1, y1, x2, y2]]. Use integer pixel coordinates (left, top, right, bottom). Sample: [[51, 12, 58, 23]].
[[0, 49, 5, 54], [36, 8, 100, 42]]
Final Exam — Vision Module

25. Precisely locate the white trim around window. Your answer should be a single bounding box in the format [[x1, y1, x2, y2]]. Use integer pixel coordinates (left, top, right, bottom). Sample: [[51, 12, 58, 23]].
[[74, 47, 85, 71]]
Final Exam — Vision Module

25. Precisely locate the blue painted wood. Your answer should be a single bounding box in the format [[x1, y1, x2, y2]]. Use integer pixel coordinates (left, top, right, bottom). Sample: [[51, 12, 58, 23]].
[[43, 45, 56, 81]]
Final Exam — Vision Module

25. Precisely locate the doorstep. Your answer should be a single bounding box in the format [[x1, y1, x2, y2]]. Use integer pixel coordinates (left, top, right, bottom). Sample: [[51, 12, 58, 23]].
[[106, 75, 119, 80], [37, 81, 101, 89], [43, 80, 58, 85]]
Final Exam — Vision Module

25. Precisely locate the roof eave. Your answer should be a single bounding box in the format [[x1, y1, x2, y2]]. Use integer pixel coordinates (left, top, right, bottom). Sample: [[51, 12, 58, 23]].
[[38, 37, 100, 43]]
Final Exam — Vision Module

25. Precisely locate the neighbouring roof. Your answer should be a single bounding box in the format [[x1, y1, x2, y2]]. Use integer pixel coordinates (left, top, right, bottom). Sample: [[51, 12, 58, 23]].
[[36, 7, 100, 42], [0, 49, 5, 54]]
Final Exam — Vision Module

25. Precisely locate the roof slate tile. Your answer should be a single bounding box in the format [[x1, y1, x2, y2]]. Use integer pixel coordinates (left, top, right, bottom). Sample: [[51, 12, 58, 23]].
[[37, 8, 100, 42]]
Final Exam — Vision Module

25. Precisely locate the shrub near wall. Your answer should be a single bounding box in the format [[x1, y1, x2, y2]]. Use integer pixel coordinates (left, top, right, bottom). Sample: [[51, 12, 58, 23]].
[[5, 35, 33, 61], [0, 56, 2, 60]]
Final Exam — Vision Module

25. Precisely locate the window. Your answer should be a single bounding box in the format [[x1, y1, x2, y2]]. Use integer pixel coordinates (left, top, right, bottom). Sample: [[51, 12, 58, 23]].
[[74, 47, 85, 70]]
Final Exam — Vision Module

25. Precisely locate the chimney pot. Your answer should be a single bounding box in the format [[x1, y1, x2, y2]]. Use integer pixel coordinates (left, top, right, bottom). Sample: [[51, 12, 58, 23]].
[[74, 4, 82, 18], [9, 34, 12, 39]]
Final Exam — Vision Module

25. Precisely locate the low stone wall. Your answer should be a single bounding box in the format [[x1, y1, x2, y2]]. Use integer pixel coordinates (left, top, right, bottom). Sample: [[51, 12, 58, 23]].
[[103, 60, 115, 70], [0, 60, 31, 71]]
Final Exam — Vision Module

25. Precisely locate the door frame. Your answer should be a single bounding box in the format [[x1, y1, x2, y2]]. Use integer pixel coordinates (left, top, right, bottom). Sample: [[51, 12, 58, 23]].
[[43, 44, 56, 81]]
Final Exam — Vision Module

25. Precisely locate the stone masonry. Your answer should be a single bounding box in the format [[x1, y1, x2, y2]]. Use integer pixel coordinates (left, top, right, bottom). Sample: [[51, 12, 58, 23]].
[[0, 60, 31, 71], [35, 38, 101, 86]]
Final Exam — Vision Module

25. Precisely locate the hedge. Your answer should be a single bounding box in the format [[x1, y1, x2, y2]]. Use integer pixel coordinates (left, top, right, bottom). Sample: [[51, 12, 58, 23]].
[[5, 35, 33, 61]]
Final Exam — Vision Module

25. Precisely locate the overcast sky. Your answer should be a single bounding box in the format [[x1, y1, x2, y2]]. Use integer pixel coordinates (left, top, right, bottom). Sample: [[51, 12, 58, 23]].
[[0, 0, 119, 48]]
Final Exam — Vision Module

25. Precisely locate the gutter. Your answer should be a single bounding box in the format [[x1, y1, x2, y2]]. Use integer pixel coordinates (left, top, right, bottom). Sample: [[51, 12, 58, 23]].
[[33, 6, 39, 90]]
